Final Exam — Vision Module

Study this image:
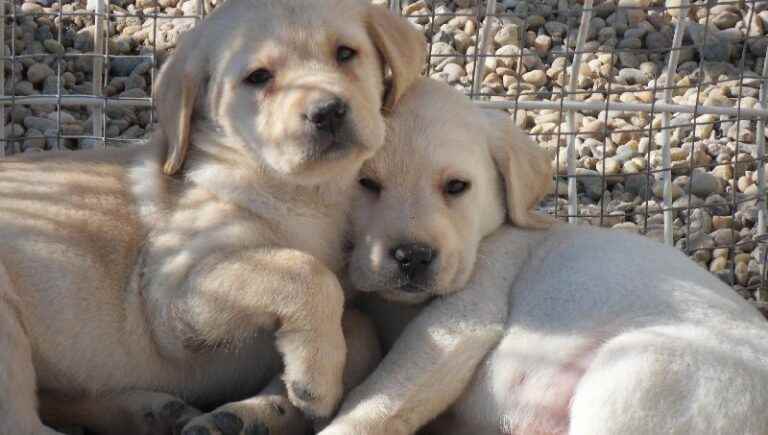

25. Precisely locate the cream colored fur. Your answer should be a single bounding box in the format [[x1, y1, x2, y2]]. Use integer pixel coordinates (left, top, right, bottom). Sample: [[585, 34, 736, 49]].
[[0, 2, 425, 434], [322, 79, 768, 435]]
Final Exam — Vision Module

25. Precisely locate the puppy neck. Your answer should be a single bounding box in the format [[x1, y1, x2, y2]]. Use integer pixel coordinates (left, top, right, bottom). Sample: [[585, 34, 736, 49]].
[[181, 124, 354, 220]]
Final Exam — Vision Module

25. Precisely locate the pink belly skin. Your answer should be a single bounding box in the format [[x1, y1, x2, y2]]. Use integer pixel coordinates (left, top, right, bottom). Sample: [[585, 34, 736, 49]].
[[500, 339, 602, 435]]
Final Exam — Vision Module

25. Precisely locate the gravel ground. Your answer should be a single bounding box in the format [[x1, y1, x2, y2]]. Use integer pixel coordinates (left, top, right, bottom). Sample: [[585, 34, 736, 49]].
[[4, 0, 768, 312]]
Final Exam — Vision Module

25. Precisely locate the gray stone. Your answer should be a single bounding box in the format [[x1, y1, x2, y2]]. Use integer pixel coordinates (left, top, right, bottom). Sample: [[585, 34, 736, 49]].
[[10, 106, 32, 124], [688, 208, 713, 235], [74, 27, 95, 51], [120, 125, 145, 139], [120, 88, 148, 98], [706, 194, 732, 216], [544, 21, 568, 38], [43, 39, 65, 56], [430, 42, 459, 67], [23, 128, 45, 150], [687, 23, 732, 62], [23, 116, 57, 132], [42, 76, 60, 95], [110, 57, 144, 77], [672, 194, 704, 211], [712, 228, 740, 246], [27, 63, 55, 85], [687, 170, 721, 197], [625, 174, 655, 199], [712, 10, 741, 29], [20, 2, 44, 14], [575, 168, 605, 200], [440, 63, 465, 84]]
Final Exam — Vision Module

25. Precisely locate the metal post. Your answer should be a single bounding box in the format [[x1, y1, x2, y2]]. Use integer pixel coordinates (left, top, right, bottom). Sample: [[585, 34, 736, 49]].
[[0, 0, 5, 158], [92, 0, 105, 148], [660, 0, 689, 245], [566, 0, 593, 225], [470, 0, 497, 100]]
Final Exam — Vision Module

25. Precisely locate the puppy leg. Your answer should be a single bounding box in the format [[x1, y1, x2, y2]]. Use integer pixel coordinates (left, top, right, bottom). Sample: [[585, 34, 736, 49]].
[[39, 390, 201, 435], [0, 297, 63, 434], [181, 309, 382, 435], [319, 228, 530, 435], [318, 291, 505, 435], [175, 248, 347, 420]]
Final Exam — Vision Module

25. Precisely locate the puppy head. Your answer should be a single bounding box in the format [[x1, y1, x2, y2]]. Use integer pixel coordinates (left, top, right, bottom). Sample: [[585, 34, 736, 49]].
[[155, 0, 426, 184], [348, 79, 553, 304]]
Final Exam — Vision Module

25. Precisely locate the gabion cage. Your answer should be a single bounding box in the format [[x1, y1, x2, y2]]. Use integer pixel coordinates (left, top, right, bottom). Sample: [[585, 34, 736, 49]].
[[2, 0, 767, 310]]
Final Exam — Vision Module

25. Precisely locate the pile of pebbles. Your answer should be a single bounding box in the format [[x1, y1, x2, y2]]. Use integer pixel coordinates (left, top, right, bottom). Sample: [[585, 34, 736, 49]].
[[3, 0, 217, 151], [3, 0, 767, 308]]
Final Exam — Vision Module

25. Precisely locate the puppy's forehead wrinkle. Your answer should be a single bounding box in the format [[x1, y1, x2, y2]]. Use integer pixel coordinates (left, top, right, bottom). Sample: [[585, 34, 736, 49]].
[[215, 0, 365, 61], [376, 114, 482, 187]]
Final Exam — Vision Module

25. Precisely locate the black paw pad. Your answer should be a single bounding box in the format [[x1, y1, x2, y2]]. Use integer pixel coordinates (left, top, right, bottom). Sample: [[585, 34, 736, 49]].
[[289, 382, 316, 402], [244, 421, 270, 435], [161, 401, 188, 419], [173, 418, 194, 435], [182, 426, 211, 435], [143, 411, 157, 425], [212, 412, 244, 435]]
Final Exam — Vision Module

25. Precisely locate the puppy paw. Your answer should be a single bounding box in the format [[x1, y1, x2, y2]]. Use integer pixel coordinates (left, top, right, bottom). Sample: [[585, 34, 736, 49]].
[[286, 378, 343, 420], [143, 398, 201, 435], [277, 316, 346, 420], [283, 347, 345, 420], [180, 395, 309, 435]]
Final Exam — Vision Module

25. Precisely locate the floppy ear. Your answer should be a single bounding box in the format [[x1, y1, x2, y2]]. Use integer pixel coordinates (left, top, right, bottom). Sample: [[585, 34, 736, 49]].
[[366, 5, 426, 112], [154, 29, 207, 176], [484, 109, 555, 229]]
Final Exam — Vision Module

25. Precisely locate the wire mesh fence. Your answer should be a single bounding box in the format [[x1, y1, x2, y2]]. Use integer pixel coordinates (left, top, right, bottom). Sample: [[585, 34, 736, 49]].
[[2, 0, 767, 309]]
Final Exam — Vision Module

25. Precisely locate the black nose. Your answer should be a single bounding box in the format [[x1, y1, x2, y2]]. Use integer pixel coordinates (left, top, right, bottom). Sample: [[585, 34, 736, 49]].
[[391, 243, 437, 279], [306, 97, 347, 133]]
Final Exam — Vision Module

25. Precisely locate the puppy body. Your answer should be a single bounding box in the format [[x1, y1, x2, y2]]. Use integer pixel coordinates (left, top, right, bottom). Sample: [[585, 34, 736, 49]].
[[0, 1, 425, 434], [440, 224, 768, 435], [323, 79, 768, 435], [1, 142, 284, 403]]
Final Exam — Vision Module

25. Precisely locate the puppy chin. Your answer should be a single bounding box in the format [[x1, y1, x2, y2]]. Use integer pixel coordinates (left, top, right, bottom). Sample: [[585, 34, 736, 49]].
[[266, 140, 374, 186], [353, 274, 436, 305]]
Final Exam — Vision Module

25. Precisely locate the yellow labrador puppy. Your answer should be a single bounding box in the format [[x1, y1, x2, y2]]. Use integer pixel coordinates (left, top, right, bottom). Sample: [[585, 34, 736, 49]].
[[323, 79, 768, 435], [0, 1, 425, 434], [318, 77, 552, 435]]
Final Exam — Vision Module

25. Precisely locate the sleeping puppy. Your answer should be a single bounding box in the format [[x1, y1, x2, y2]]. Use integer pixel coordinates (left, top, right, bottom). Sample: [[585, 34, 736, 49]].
[[0, 1, 425, 434], [322, 78, 768, 435]]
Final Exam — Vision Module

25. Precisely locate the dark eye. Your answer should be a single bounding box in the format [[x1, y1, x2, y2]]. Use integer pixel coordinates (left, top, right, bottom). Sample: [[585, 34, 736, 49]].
[[337, 46, 357, 63], [444, 179, 470, 196], [358, 177, 382, 194], [245, 68, 273, 86]]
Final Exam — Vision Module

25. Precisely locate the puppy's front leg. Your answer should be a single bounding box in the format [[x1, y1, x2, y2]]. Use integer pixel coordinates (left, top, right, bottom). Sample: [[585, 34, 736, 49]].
[[320, 228, 534, 435], [320, 290, 507, 435], [177, 248, 347, 419], [39, 390, 201, 435], [181, 309, 382, 435]]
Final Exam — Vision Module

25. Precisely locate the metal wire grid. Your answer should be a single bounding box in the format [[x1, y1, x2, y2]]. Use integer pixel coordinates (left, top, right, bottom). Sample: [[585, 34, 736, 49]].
[[0, 0, 209, 155], [1, 0, 767, 301]]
